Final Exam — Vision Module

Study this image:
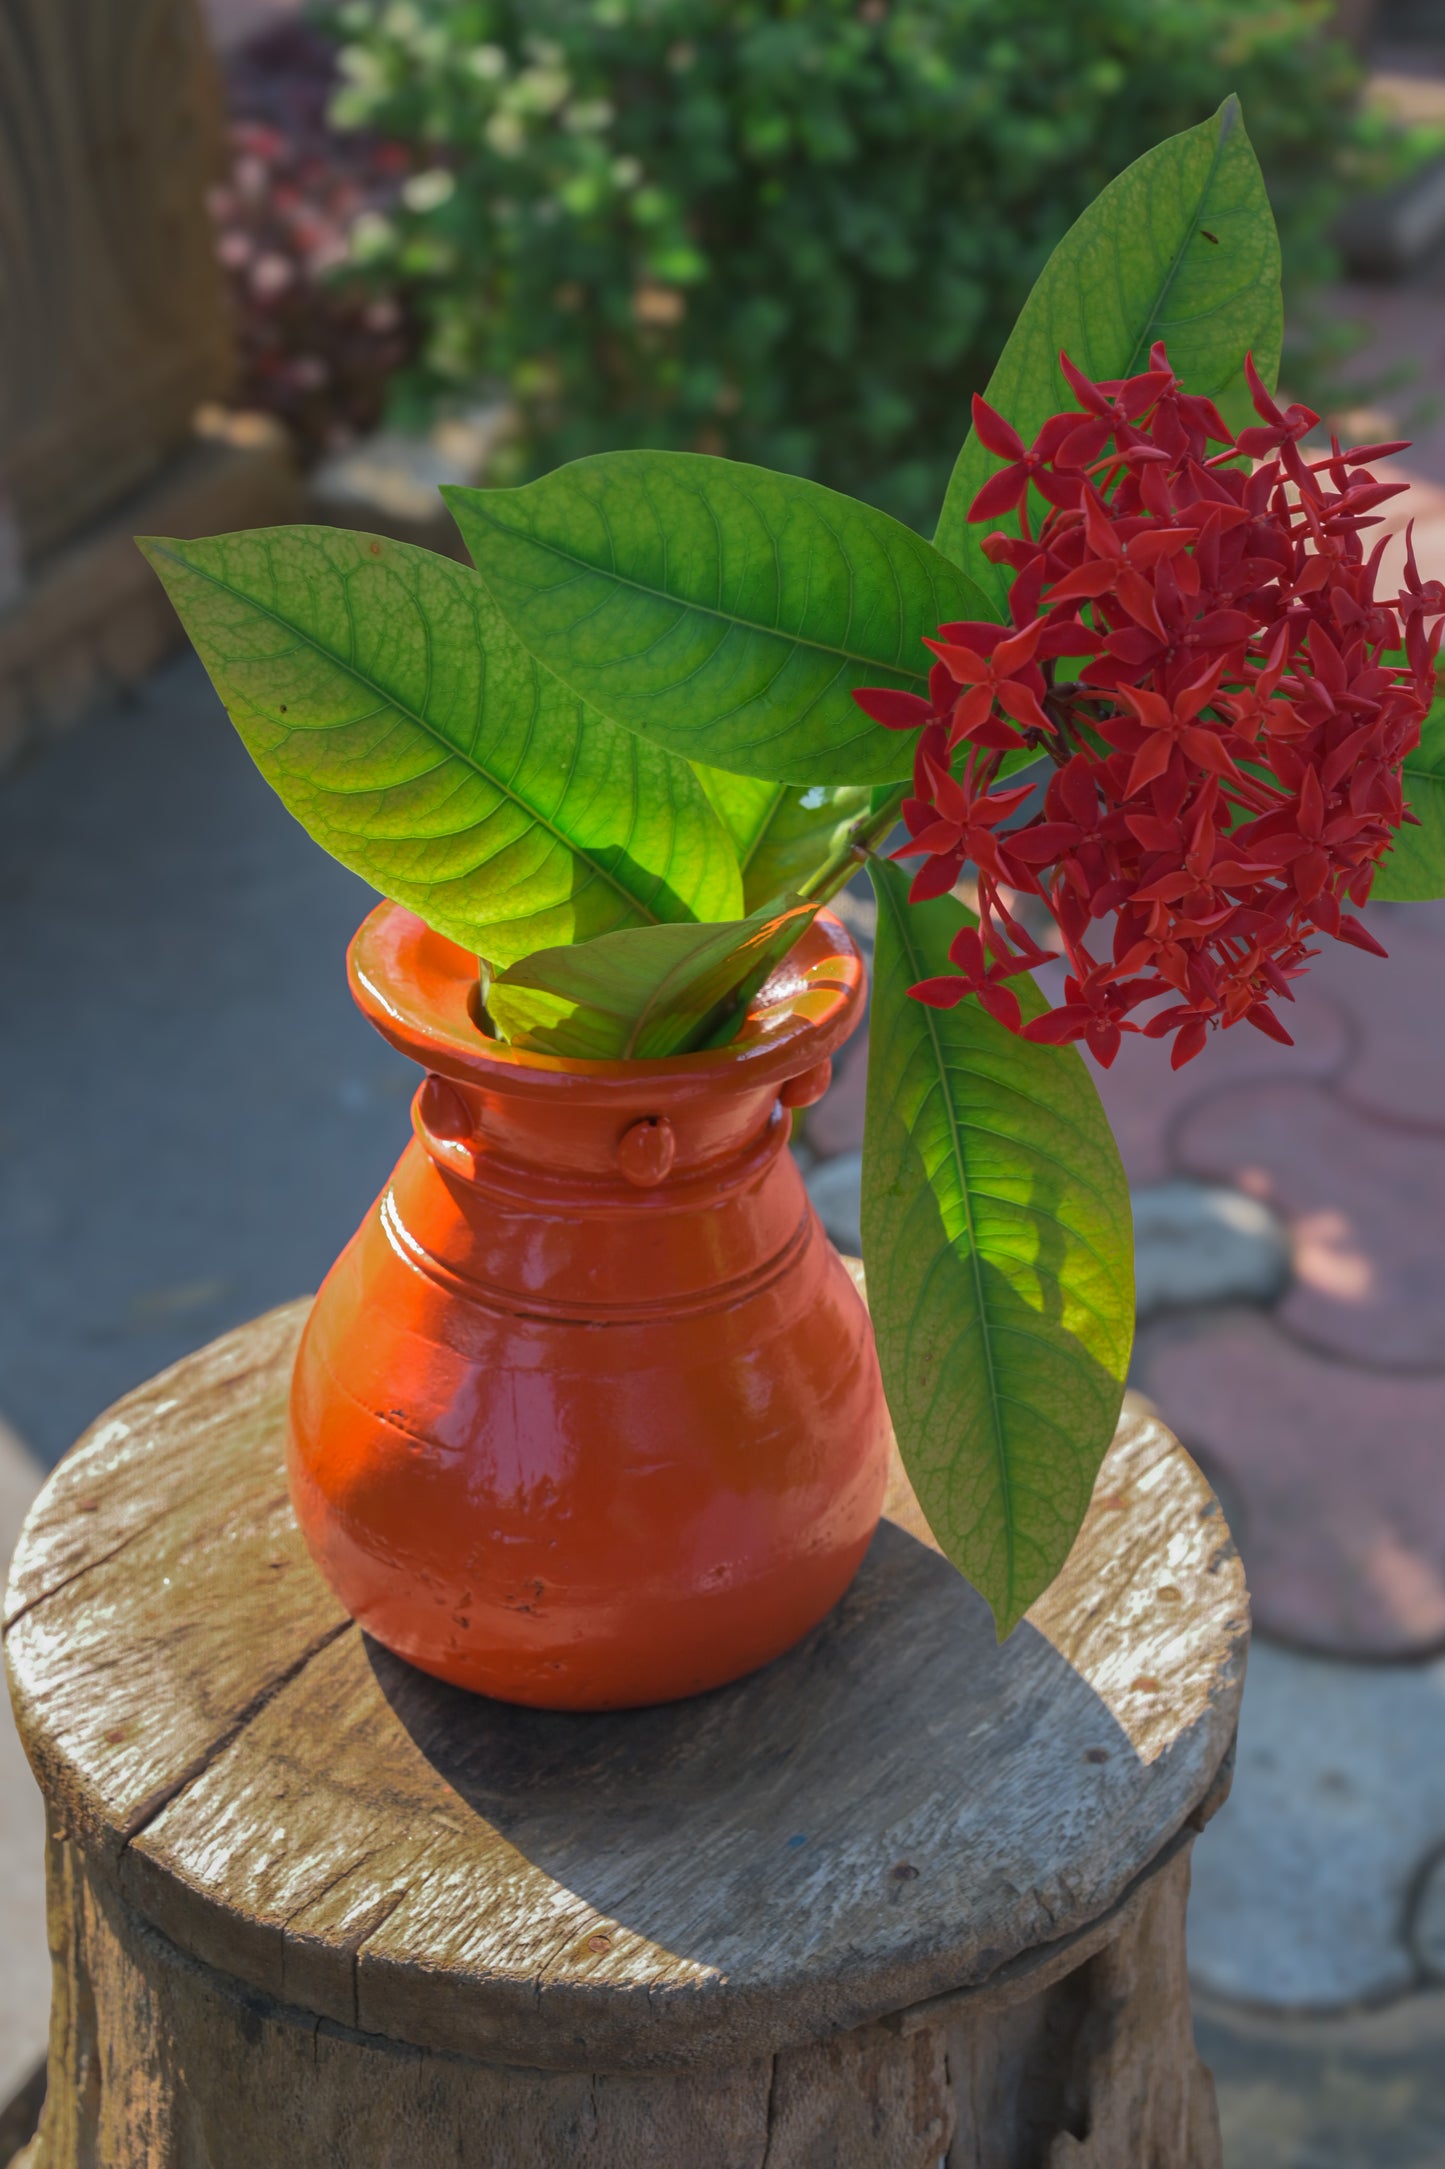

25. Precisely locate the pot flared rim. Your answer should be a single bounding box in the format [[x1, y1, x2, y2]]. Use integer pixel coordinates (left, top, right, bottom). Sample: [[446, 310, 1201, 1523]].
[[348, 902, 866, 1102]]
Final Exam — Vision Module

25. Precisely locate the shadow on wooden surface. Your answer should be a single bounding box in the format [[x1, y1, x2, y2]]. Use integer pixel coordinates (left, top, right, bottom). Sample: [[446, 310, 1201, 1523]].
[[360, 1518, 1151, 1986]]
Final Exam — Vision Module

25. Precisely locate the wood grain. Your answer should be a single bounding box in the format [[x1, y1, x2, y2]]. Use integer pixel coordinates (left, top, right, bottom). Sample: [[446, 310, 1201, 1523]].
[[943, 1844, 1221, 2168], [15, 1818, 1216, 2168], [5, 1291, 1246, 2082]]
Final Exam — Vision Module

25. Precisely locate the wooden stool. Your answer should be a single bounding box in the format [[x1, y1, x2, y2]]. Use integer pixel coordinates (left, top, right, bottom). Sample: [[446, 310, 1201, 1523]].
[[4, 1299, 1246, 2167]]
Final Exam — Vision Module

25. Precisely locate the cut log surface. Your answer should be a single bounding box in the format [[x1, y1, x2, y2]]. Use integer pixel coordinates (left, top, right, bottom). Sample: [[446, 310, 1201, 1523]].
[[4, 1289, 1247, 2166]]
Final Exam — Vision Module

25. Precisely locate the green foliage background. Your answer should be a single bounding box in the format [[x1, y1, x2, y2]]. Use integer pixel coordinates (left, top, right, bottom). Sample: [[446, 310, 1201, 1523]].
[[325, 0, 1388, 528]]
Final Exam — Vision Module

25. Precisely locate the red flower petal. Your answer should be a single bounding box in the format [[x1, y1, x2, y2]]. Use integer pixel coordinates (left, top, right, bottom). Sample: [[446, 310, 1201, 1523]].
[[969, 467, 1029, 524], [1243, 1002, 1295, 1046], [909, 976, 970, 1008], [978, 984, 1024, 1031], [852, 687, 930, 731], [1337, 913, 1389, 958], [970, 392, 1026, 463], [1021, 1007, 1087, 1047]]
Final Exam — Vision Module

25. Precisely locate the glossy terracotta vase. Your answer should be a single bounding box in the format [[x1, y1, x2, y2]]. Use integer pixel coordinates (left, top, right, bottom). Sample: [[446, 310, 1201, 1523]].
[[287, 901, 892, 1710]]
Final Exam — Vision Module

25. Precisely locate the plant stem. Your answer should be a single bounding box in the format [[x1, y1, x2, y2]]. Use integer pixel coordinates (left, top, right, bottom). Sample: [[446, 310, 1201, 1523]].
[[794, 784, 907, 906], [687, 784, 907, 1053]]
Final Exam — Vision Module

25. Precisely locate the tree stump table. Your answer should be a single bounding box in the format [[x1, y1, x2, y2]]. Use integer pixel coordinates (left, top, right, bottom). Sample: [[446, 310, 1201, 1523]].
[[4, 1295, 1246, 2168]]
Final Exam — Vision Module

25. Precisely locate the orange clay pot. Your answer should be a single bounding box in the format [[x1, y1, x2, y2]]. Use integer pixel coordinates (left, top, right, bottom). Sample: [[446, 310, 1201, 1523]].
[[287, 901, 891, 1710]]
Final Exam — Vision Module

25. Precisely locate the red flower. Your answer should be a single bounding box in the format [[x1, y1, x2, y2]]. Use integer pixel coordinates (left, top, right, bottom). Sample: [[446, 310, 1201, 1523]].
[[910, 925, 1042, 1032], [921, 616, 1073, 745], [898, 733, 1039, 900], [853, 344, 1443, 1065], [967, 396, 1088, 521]]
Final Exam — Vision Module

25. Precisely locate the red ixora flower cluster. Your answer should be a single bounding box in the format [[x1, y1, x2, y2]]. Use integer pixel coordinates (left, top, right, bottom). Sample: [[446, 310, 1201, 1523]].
[[855, 346, 1445, 1066]]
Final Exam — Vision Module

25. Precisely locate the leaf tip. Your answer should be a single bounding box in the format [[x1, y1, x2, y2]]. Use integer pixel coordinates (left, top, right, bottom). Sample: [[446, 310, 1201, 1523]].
[[135, 533, 189, 590], [1217, 91, 1243, 141], [986, 1582, 1032, 1643]]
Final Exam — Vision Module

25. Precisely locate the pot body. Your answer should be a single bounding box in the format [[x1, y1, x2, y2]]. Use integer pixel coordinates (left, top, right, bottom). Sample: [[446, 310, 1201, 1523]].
[[288, 904, 891, 1709]]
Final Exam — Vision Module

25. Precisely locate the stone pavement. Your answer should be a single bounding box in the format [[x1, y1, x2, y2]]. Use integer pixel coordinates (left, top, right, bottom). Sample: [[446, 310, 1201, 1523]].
[[0, 656, 414, 1472], [204, 0, 303, 51], [1196, 1989, 1445, 2169]]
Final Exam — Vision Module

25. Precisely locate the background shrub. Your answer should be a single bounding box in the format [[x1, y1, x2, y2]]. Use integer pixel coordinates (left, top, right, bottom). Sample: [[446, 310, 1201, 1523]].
[[323, 0, 1389, 528]]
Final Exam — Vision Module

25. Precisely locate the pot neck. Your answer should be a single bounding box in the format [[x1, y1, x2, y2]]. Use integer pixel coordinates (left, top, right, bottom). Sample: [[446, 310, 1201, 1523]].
[[348, 904, 867, 1194]]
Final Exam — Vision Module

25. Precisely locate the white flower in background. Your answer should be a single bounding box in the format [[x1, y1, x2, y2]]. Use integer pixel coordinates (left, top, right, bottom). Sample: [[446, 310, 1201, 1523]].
[[402, 170, 456, 214], [485, 110, 527, 159]]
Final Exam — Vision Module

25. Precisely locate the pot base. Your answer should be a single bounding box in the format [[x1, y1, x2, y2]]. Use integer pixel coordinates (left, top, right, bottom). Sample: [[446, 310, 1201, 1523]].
[[326, 1535, 883, 1714]]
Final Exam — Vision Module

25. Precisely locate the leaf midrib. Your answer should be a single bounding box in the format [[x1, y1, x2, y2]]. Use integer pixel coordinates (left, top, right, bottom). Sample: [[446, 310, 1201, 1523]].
[[1121, 98, 1237, 381], [149, 540, 668, 929], [874, 873, 1016, 1616], [466, 504, 941, 687], [620, 926, 739, 1058], [626, 906, 810, 1057]]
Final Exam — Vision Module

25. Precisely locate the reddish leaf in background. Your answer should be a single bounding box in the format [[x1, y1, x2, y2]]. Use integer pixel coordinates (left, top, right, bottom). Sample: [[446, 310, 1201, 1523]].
[[855, 341, 1444, 1066]]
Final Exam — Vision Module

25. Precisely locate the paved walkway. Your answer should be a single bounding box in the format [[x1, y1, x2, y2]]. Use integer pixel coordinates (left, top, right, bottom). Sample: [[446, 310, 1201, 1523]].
[[0, 661, 414, 1469]]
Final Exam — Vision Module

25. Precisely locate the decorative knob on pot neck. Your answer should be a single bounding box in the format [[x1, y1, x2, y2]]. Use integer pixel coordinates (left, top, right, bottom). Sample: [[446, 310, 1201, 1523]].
[[615, 1116, 677, 1187], [780, 1058, 833, 1110]]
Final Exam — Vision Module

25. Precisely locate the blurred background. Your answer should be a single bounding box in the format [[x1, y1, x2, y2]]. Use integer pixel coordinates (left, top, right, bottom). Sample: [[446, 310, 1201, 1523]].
[[3, 2, 1445, 2161]]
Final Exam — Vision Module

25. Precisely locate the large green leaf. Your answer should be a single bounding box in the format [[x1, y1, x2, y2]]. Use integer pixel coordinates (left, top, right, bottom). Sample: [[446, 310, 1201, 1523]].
[[1372, 678, 1445, 901], [138, 526, 742, 966], [862, 860, 1134, 1636], [487, 902, 816, 1059], [692, 767, 872, 911], [934, 96, 1282, 612], [443, 455, 995, 789]]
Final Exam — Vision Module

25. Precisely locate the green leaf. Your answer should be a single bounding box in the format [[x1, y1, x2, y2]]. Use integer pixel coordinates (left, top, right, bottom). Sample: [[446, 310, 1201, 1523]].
[[692, 767, 872, 911], [487, 902, 816, 1059], [1372, 678, 1445, 901], [443, 454, 995, 789], [862, 860, 1134, 1637], [138, 526, 742, 967], [933, 96, 1282, 612]]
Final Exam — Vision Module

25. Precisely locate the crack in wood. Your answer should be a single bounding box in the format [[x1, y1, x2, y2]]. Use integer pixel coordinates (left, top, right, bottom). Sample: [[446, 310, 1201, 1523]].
[[3, 1523, 155, 1634], [118, 1620, 355, 1846], [760, 2051, 781, 2167], [345, 1888, 411, 2032]]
